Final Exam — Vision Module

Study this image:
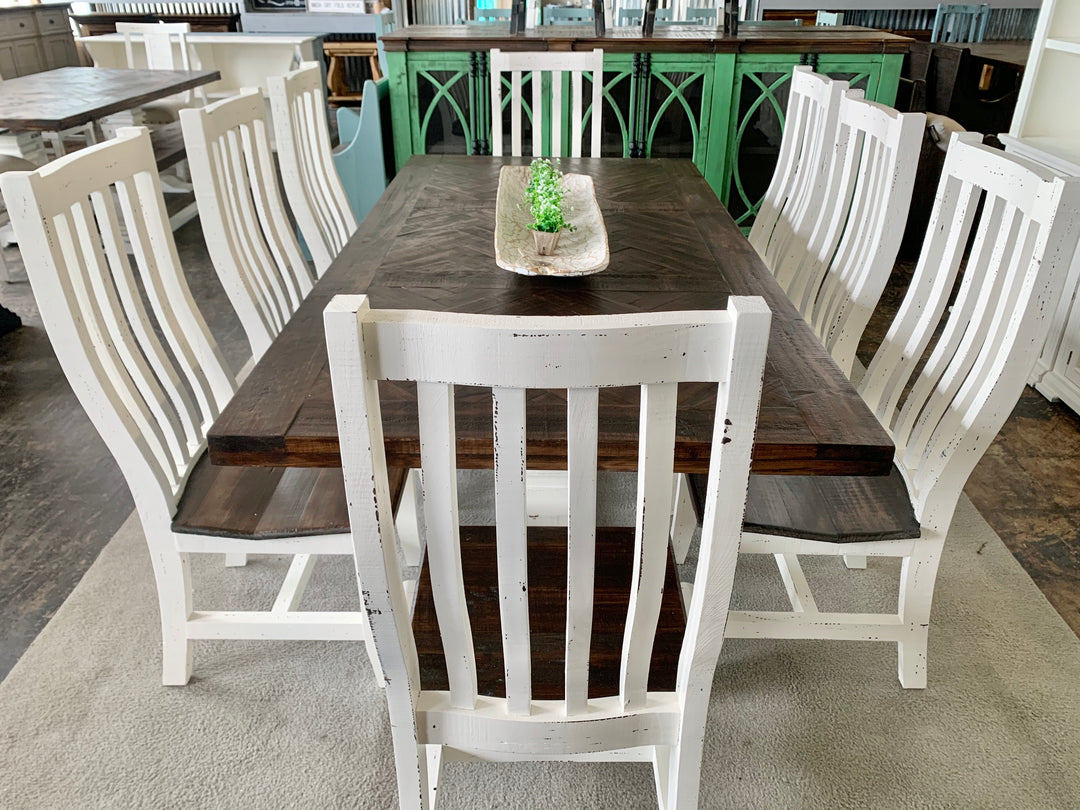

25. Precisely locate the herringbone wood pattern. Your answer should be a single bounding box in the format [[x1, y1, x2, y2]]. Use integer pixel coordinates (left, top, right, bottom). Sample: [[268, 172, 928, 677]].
[[209, 156, 892, 475]]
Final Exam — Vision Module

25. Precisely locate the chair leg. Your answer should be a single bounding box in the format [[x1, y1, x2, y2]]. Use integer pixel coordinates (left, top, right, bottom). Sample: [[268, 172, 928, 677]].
[[896, 535, 945, 689], [843, 554, 867, 569], [148, 537, 195, 686]]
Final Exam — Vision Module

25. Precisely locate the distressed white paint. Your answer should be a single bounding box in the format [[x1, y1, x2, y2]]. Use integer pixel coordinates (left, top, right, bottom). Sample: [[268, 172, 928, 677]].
[[268, 62, 358, 275], [181, 89, 314, 361], [0, 128, 378, 687], [734, 135, 1080, 689], [490, 49, 604, 158], [325, 295, 771, 809]]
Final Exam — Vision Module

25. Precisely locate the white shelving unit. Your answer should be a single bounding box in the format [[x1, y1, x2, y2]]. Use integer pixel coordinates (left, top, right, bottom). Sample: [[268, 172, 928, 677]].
[[1001, 0, 1080, 412]]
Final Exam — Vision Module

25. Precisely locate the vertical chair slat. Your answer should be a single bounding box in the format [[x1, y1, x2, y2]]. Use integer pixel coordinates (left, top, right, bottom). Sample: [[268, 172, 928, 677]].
[[417, 380, 478, 710], [88, 186, 201, 454], [551, 70, 563, 160], [491, 67, 504, 156], [571, 71, 583, 159], [492, 386, 531, 715], [620, 381, 678, 711], [564, 386, 598, 715], [511, 71, 522, 157], [589, 64, 602, 157], [532, 69, 543, 158]]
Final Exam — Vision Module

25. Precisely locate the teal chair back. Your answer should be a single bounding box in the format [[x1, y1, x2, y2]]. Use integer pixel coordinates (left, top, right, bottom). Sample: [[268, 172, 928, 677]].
[[474, 6, 512, 21], [543, 5, 594, 24], [931, 3, 989, 42], [332, 78, 392, 225], [618, 7, 671, 25]]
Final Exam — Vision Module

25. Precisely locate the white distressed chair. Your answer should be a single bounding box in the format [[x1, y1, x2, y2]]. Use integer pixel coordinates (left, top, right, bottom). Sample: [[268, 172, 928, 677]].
[[815, 10, 844, 25], [0, 127, 379, 687], [772, 90, 925, 377], [180, 89, 314, 362], [325, 296, 771, 810], [268, 62, 358, 277], [746, 67, 847, 270], [490, 48, 604, 158], [731, 134, 1080, 688], [113, 22, 209, 126]]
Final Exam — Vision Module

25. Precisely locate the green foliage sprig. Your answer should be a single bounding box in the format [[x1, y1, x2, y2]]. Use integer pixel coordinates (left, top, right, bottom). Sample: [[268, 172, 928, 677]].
[[526, 159, 574, 234]]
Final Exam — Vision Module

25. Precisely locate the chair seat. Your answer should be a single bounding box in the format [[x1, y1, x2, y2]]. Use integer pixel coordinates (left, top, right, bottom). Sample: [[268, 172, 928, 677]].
[[412, 526, 687, 699], [739, 464, 921, 543], [172, 451, 405, 539]]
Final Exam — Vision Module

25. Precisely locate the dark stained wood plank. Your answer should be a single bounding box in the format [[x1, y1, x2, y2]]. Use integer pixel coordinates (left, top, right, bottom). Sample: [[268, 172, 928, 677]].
[[171, 452, 406, 539], [0, 67, 220, 131], [733, 465, 921, 543], [380, 24, 911, 54], [208, 156, 894, 475], [412, 526, 686, 699]]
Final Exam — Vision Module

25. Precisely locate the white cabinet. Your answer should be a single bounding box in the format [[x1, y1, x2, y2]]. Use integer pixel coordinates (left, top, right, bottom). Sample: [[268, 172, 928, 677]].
[[0, 6, 80, 80], [1001, 0, 1080, 413]]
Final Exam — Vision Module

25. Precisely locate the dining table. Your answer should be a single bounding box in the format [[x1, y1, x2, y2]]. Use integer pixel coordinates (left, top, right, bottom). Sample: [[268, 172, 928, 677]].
[[208, 155, 893, 478]]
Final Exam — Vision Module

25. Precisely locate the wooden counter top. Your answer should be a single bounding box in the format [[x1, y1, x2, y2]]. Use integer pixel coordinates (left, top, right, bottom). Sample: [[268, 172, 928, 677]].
[[381, 24, 912, 54]]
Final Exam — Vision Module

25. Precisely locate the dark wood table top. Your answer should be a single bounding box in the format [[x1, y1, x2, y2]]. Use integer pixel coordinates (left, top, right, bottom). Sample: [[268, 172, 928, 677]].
[[208, 156, 894, 476], [381, 24, 912, 54], [0, 67, 221, 131]]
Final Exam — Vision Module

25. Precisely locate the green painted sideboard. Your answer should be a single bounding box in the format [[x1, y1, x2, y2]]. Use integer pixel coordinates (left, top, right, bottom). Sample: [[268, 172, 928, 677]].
[[381, 25, 909, 225]]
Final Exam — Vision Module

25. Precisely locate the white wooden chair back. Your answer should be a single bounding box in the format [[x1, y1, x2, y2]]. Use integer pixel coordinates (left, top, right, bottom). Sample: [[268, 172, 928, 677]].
[[180, 90, 314, 361], [861, 134, 1080, 533], [115, 22, 207, 106], [268, 62, 358, 276], [816, 10, 843, 25], [0, 127, 235, 527], [774, 90, 924, 377], [490, 48, 604, 158], [747, 66, 846, 265], [325, 296, 771, 809]]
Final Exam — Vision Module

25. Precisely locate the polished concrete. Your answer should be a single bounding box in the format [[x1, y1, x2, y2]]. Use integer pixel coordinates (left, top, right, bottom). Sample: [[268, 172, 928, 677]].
[[1, 231, 1078, 680]]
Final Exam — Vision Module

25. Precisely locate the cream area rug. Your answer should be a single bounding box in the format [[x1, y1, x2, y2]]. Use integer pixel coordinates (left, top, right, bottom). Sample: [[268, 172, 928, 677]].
[[2, 473, 1080, 809]]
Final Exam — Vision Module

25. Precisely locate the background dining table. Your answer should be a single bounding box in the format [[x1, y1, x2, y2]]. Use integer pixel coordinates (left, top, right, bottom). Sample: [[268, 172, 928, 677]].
[[208, 155, 894, 477]]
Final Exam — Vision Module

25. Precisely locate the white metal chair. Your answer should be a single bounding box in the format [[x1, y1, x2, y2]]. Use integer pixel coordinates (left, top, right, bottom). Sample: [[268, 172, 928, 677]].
[[325, 295, 771, 810], [490, 48, 604, 158], [772, 90, 925, 377], [931, 3, 990, 43], [268, 62, 358, 276], [180, 90, 314, 362], [0, 127, 378, 687], [731, 134, 1080, 688], [747, 67, 847, 270]]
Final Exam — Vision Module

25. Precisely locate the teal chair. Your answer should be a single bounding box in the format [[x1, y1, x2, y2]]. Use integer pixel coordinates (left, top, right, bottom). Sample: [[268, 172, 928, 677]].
[[618, 7, 671, 25], [333, 78, 392, 226], [683, 7, 718, 25], [474, 6, 512, 21], [931, 3, 989, 42], [543, 5, 594, 24]]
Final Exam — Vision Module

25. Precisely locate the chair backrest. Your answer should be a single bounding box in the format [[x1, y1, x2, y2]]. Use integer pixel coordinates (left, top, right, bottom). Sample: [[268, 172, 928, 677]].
[[332, 78, 392, 226], [618, 7, 671, 25], [747, 66, 846, 265], [180, 90, 314, 362], [374, 9, 396, 77], [816, 10, 843, 25], [0, 127, 235, 529], [490, 48, 604, 158], [543, 5, 594, 24], [774, 91, 924, 377], [267, 62, 359, 276], [474, 5, 511, 21], [860, 134, 1080, 533], [684, 6, 718, 24], [931, 3, 989, 42], [115, 21, 206, 106], [325, 295, 770, 807]]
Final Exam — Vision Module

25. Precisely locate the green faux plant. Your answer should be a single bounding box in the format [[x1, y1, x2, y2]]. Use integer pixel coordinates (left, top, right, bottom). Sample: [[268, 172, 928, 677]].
[[526, 159, 574, 234]]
